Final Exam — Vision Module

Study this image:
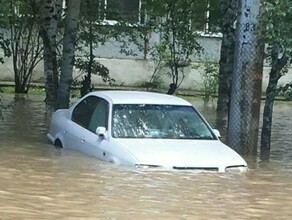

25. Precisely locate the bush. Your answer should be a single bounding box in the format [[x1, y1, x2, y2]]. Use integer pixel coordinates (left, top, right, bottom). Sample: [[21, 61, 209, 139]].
[[200, 63, 219, 104], [277, 83, 292, 100]]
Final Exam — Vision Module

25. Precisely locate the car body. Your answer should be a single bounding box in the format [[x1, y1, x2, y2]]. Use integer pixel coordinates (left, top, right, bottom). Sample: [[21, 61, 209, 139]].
[[47, 90, 247, 172]]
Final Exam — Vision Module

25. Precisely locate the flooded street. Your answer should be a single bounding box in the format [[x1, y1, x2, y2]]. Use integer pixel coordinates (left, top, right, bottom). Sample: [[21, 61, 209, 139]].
[[0, 93, 292, 219]]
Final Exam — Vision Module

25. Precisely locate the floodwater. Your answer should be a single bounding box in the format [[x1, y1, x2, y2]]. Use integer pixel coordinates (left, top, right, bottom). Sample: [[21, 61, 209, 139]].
[[0, 93, 292, 219]]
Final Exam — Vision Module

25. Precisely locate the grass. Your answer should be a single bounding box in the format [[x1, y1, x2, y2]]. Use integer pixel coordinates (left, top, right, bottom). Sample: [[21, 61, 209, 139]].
[[1, 85, 291, 102], [1, 86, 46, 95], [1, 85, 80, 98]]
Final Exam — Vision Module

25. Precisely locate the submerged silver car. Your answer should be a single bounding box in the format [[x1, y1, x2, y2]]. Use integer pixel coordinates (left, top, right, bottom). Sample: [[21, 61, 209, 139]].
[[47, 91, 247, 172]]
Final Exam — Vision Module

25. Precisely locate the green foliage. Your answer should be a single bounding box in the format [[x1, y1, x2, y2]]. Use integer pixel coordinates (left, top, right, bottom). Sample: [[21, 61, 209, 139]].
[[261, 0, 292, 63], [0, 0, 12, 62], [150, 42, 171, 61], [259, 0, 292, 158], [0, 0, 34, 26], [78, 0, 146, 54], [145, 0, 203, 94], [77, 0, 149, 96], [277, 83, 292, 100], [146, 42, 169, 90], [0, 0, 42, 93], [200, 62, 219, 104], [77, 0, 141, 96], [74, 56, 115, 84], [137, 78, 163, 90], [262, 0, 292, 45], [0, 33, 11, 63]]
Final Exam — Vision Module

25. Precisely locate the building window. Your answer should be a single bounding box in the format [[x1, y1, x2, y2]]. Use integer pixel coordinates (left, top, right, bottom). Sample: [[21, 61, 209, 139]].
[[192, 0, 222, 34], [206, 0, 222, 33], [80, 0, 143, 24], [80, 0, 220, 32], [106, 0, 142, 23]]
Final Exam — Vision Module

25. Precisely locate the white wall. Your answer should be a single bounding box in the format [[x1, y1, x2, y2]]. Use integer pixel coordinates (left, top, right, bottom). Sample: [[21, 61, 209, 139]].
[[0, 36, 291, 92]]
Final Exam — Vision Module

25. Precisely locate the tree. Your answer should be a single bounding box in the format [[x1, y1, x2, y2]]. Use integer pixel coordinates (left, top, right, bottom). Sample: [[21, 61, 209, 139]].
[[215, 0, 238, 140], [0, 0, 43, 93], [30, 0, 63, 104], [0, 33, 11, 64], [0, 33, 11, 117], [277, 83, 292, 100], [144, 0, 203, 94], [76, 0, 114, 97], [200, 62, 219, 105], [260, 0, 292, 160], [217, 0, 238, 107], [57, 0, 81, 109]]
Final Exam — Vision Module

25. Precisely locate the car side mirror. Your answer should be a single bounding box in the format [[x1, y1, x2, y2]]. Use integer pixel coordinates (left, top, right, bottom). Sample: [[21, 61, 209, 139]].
[[96, 126, 107, 139], [213, 129, 221, 138]]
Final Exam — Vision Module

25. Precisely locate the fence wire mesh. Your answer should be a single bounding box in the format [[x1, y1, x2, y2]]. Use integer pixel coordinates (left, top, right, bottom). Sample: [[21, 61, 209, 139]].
[[227, 22, 264, 155]]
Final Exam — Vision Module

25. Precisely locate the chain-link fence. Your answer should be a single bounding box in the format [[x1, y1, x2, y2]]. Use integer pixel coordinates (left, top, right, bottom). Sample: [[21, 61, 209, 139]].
[[227, 18, 264, 155]]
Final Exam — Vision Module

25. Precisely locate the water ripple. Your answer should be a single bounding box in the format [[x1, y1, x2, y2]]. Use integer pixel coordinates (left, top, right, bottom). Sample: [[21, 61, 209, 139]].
[[0, 94, 292, 219]]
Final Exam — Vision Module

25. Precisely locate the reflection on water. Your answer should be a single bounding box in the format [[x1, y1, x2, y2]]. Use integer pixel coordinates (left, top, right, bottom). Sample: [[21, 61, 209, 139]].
[[0, 93, 292, 219]]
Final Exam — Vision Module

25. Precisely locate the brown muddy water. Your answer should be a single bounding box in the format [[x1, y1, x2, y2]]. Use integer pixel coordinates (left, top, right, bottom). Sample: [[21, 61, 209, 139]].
[[0, 93, 292, 220]]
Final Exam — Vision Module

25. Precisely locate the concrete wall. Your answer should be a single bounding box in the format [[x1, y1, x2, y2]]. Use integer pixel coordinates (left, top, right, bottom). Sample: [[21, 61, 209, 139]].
[[89, 58, 292, 91], [0, 35, 291, 91]]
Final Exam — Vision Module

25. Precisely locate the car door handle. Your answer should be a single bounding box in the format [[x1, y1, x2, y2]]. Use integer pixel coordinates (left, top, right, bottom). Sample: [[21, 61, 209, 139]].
[[81, 139, 85, 143], [64, 130, 67, 134]]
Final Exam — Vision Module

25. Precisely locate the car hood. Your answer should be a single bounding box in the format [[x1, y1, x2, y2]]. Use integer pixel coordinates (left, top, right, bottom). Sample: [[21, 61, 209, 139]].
[[114, 138, 247, 172]]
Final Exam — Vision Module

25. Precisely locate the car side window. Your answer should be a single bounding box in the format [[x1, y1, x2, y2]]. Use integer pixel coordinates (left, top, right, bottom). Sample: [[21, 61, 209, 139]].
[[88, 99, 108, 132], [72, 96, 109, 133], [72, 96, 99, 128]]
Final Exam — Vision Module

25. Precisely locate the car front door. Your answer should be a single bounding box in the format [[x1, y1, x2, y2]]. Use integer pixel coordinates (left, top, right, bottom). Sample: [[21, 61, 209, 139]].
[[68, 95, 109, 160]]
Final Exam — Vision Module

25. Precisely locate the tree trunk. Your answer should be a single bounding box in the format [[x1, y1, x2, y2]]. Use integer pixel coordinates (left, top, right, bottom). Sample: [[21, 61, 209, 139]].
[[30, 0, 62, 105], [42, 0, 61, 105], [260, 47, 289, 161], [216, 0, 238, 140], [57, 0, 81, 109], [217, 0, 238, 112]]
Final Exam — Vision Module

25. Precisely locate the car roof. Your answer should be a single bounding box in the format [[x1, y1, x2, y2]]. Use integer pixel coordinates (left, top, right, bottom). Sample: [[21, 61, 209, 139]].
[[89, 90, 192, 106]]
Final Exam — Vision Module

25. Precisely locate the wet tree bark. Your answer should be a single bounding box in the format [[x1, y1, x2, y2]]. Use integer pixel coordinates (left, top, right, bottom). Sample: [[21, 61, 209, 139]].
[[30, 0, 62, 105], [260, 45, 289, 161], [217, 0, 238, 112], [57, 0, 81, 109], [216, 0, 238, 140]]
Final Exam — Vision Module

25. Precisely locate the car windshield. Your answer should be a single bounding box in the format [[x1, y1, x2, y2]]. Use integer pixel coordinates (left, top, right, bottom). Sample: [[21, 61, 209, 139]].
[[112, 104, 215, 139]]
